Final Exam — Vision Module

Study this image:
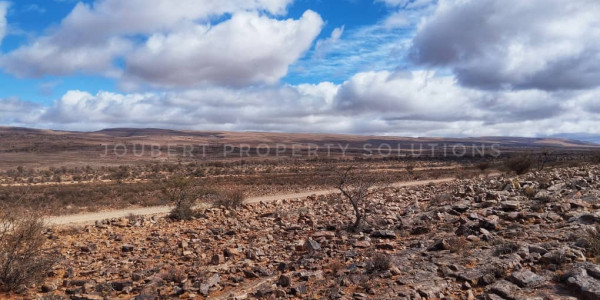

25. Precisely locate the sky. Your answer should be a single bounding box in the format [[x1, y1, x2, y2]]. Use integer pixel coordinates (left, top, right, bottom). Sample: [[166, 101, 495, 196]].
[[0, 0, 599, 141]]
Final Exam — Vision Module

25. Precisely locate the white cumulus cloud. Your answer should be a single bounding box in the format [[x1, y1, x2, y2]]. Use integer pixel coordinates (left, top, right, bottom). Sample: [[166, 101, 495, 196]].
[[124, 10, 324, 88], [0, 0, 318, 88]]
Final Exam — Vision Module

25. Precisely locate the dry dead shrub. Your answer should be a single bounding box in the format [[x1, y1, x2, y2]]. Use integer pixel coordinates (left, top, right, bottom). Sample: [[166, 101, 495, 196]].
[[430, 193, 453, 206], [0, 207, 57, 292], [160, 267, 187, 284], [366, 253, 391, 273], [505, 155, 532, 175], [337, 166, 381, 232], [493, 241, 519, 256], [213, 188, 246, 209], [476, 161, 491, 172], [584, 225, 600, 258], [329, 260, 345, 275], [446, 237, 476, 255], [524, 186, 537, 199]]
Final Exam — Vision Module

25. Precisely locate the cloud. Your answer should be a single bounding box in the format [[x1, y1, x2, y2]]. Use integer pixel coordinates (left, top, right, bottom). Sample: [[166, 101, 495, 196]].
[[35, 82, 338, 131], [0, 1, 9, 45], [376, 0, 437, 9], [410, 0, 600, 91], [38, 81, 61, 96], [0, 97, 44, 126], [383, 11, 410, 28], [4, 70, 600, 138], [0, 0, 309, 85], [0, 37, 131, 77], [123, 10, 324, 88], [22, 4, 46, 14], [335, 70, 482, 122], [313, 26, 344, 59]]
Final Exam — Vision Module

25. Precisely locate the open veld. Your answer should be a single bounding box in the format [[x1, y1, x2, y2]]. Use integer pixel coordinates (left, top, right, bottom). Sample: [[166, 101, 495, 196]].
[[2, 127, 600, 299]]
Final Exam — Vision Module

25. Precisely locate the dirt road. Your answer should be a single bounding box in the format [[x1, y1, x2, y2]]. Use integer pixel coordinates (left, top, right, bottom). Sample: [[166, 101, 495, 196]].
[[45, 177, 457, 226]]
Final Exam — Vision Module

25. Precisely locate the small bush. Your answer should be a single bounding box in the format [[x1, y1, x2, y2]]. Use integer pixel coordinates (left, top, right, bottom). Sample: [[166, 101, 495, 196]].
[[591, 151, 600, 164], [0, 208, 56, 292], [366, 253, 391, 273], [524, 186, 537, 199], [505, 155, 532, 175], [329, 260, 345, 275], [476, 161, 491, 172], [168, 204, 195, 221], [213, 188, 246, 209]]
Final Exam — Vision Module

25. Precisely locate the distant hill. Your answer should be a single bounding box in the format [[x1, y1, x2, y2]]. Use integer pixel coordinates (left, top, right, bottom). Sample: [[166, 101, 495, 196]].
[[0, 127, 597, 169], [1, 126, 597, 149]]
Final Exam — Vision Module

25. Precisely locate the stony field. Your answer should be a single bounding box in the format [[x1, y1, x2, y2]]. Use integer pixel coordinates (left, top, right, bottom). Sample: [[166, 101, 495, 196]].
[[6, 165, 600, 299]]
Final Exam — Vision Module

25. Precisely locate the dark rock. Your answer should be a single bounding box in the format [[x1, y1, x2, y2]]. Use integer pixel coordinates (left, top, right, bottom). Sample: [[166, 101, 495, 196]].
[[428, 239, 451, 251], [243, 269, 259, 279], [110, 280, 132, 292], [370, 230, 397, 239], [304, 238, 321, 252], [277, 275, 292, 287], [121, 244, 134, 252]]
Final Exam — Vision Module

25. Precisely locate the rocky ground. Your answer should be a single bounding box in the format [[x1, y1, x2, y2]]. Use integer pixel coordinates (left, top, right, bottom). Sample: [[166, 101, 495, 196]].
[[11, 165, 600, 299]]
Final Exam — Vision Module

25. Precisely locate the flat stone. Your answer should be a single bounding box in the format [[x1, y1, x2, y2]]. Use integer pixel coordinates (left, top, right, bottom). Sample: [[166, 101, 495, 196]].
[[370, 230, 397, 239], [487, 280, 520, 300], [567, 268, 600, 299], [510, 270, 544, 287]]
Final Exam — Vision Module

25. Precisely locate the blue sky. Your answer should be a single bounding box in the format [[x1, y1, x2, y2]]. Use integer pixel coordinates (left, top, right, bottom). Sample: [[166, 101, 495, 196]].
[[1, 0, 599, 141], [1, 0, 410, 103]]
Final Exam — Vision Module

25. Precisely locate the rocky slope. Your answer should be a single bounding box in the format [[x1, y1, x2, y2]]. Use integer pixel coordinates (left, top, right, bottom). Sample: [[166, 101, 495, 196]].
[[14, 166, 600, 299]]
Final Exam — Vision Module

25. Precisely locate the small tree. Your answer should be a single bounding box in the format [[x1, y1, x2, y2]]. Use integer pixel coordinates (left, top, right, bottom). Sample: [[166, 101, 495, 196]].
[[405, 164, 415, 177], [535, 149, 552, 171], [161, 177, 198, 221], [337, 166, 379, 232]]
